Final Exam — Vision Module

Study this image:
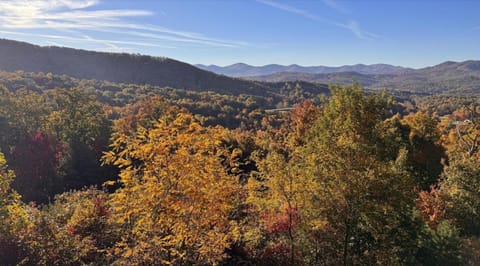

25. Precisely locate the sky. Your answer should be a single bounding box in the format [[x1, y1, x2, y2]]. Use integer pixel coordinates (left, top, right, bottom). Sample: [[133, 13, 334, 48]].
[[0, 0, 479, 68]]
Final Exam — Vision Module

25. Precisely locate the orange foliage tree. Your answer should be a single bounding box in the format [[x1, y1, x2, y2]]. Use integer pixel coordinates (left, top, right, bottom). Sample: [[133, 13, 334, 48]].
[[103, 108, 242, 264]]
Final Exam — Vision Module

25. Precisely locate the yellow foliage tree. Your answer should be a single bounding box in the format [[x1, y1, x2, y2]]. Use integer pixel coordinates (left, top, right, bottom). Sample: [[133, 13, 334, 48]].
[[0, 151, 31, 264], [103, 109, 241, 265]]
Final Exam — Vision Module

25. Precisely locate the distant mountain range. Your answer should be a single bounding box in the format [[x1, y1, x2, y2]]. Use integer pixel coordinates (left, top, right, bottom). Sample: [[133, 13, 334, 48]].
[[195, 63, 409, 77], [0, 39, 479, 95], [247, 60, 480, 94], [0, 39, 330, 98]]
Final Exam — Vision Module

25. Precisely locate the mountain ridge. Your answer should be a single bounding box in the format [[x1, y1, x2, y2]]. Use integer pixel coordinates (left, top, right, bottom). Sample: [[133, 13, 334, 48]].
[[247, 60, 480, 94], [195, 62, 409, 77], [0, 38, 281, 97], [1, 38, 479, 95]]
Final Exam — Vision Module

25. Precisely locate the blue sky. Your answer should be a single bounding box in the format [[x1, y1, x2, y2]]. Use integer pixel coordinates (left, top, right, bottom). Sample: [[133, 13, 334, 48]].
[[0, 0, 478, 68]]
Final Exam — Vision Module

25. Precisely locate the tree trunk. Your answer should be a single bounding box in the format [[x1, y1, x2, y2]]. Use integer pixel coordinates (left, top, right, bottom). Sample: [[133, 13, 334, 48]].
[[343, 222, 350, 266]]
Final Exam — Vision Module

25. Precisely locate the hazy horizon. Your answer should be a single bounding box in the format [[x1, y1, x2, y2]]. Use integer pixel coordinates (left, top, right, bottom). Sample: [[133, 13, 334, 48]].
[[0, 0, 478, 68], [2, 37, 474, 70]]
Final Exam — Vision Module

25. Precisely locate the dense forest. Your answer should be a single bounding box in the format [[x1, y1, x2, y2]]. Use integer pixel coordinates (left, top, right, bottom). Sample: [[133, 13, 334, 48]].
[[0, 69, 479, 265]]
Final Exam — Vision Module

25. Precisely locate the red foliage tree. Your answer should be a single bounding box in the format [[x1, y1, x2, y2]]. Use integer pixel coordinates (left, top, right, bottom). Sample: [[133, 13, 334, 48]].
[[10, 132, 64, 203], [416, 187, 445, 229]]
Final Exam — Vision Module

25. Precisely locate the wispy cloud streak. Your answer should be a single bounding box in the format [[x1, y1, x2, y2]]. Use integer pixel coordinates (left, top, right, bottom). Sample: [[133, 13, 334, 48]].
[[334, 20, 378, 40], [0, 0, 249, 51], [256, 0, 323, 21], [257, 0, 376, 40], [0, 30, 177, 48]]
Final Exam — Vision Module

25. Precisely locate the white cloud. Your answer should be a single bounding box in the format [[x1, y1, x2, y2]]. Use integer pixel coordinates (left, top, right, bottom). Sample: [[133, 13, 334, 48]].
[[0, 0, 248, 52]]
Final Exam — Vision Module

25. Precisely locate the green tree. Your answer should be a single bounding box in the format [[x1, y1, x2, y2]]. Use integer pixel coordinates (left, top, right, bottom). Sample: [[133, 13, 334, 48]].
[[248, 85, 421, 264], [302, 85, 417, 264], [440, 157, 480, 236], [46, 88, 112, 190]]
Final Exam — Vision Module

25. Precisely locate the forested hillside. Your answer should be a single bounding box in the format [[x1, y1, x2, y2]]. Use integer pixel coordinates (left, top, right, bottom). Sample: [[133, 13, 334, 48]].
[[249, 60, 480, 94], [0, 39, 286, 96], [0, 71, 331, 129], [1, 69, 479, 264]]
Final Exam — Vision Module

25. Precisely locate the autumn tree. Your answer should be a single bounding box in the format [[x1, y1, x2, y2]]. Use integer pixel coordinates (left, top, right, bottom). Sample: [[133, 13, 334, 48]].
[[244, 100, 322, 265], [220, 130, 259, 185], [0, 152, 30, 264], [0, 87, 113, 201], [247, 145, 316, 265], [111, 95, 171, 135], [0, 87, 52, 139], [424, 136, 480, 263], [247, 85, 429, 264], [2, 188, 115, 265], [9, 132, 64, 203], [451, 104, 480, 158], [290, 99, 321, 144], [103, 108, 242, 264], [401, 111, 446, 190]]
